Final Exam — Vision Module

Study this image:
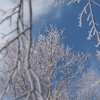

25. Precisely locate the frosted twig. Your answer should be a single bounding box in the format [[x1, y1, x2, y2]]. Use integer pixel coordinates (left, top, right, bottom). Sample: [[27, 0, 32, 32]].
[[67, 0, 81, 5], [0, 40, 19, 100], [0, 11, 19, 24], [92, 0, 100, 6], [0, 28, 29, 52], [78, 0, 100, 47]]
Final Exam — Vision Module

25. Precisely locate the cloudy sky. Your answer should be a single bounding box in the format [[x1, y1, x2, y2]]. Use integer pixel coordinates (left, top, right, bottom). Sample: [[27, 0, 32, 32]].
[[0, 0, 100, 99]]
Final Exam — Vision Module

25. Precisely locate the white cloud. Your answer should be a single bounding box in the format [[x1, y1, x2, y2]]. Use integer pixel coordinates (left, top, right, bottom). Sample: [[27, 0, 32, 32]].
[[0, 0, 17, 40], [32, 0, 52, 20], [0, 0, 62, 37]]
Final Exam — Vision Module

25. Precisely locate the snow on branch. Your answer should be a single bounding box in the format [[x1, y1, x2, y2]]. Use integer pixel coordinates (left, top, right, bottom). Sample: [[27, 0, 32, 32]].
[[0, 28, 29, 52], [0, 24, 89, 100], [0, 0, 43, 99], [51, 0, 100, 47], [77, 0, 100, 47], [47, 0, 81, 6], [67, 0, 81, 5]]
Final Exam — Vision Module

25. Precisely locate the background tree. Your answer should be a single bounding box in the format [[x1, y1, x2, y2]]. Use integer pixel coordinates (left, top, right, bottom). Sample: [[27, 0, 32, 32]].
[[0, 24, 89, 99], [76, 71, 100, 100]]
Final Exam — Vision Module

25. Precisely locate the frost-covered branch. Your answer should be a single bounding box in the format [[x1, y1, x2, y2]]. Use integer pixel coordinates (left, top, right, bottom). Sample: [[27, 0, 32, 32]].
[[48, 0, 81, 6], [0, 0, 43, 99], [78, 0, 100, 47], [0, 28, 29, 52], [76, 71, 100, 100], [51, 0, 100, 47], [67, 0, 100, 47], [0, 25, 89, 100]]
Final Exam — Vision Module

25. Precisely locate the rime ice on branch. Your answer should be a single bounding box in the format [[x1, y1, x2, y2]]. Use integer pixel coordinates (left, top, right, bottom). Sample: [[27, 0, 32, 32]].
[[0, 23, 90, 100], [52, 0, 100, 47], [0, 0, 43, 100]]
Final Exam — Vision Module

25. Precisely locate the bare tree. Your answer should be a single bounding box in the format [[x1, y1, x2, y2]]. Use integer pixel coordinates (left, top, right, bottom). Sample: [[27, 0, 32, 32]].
[[0, 0, 43, 100], [0, 23, 89, 99], [0, 0, 90, 100], [76, 71, 100, 100]]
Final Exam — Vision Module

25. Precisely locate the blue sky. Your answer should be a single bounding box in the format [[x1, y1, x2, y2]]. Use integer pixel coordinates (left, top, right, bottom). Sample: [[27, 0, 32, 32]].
[[33, 0, 100, 76]]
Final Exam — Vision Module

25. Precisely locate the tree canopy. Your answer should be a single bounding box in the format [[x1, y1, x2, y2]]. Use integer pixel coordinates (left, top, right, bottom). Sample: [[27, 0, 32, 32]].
[[0, 0, 100, 100]]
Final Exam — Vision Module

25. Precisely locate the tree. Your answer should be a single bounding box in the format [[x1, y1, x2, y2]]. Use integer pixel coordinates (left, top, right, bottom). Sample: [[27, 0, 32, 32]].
[[0, 0, 43, 99], [0, 24, 89, 99], [0, 0, 92, 100], [76, 71, 100, 100]]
